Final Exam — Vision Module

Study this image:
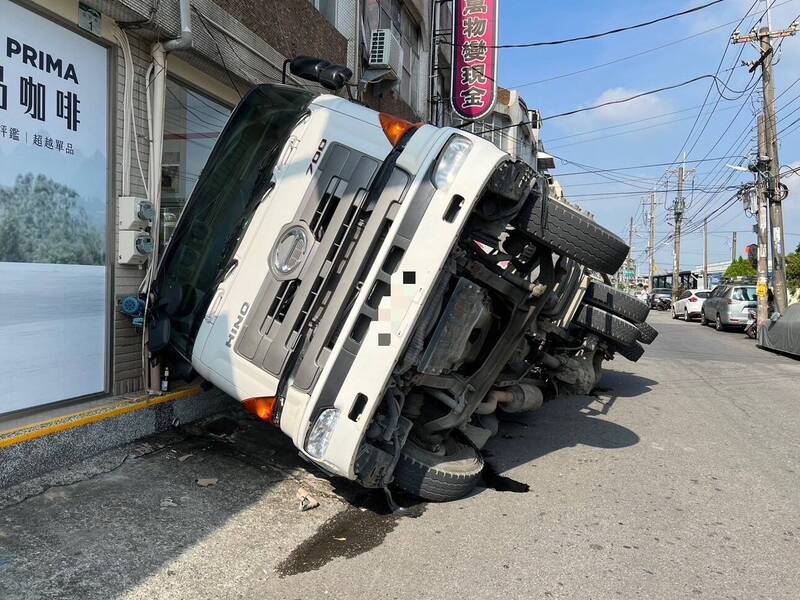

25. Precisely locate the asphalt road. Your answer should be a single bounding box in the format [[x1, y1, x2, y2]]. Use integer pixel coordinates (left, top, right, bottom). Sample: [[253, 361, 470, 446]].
[[1, 310, 799, 599]]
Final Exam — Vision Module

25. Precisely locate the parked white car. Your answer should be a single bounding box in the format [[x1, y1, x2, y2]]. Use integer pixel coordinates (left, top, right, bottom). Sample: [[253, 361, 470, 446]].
[[672, 289, 711, 321]]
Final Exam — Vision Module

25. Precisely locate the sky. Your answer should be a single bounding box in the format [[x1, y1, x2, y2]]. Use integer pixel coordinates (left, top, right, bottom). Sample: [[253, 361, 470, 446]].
[[496, 0, 800, 277]]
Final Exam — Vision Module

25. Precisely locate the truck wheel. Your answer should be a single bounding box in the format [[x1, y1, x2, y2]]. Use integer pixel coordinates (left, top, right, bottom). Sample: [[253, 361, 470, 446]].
[[515, 195, 629, 275], [636, 321, 658, 345], [582, 280, 650, 323], [616, 341, 645, 362], [393, 438, 484, 502], [573, 304, 640, 347]]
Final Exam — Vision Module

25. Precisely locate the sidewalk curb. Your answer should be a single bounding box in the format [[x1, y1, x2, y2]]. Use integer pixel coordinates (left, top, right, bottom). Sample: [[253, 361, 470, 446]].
[[0, 387, 233, 488], [0, 387, 204, 449]]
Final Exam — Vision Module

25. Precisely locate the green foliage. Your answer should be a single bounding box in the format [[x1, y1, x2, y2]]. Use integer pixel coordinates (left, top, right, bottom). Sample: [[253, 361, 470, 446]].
[[724, 257, 757, 278], [0, 173, 103, 265], [787, 252, 800, 291]]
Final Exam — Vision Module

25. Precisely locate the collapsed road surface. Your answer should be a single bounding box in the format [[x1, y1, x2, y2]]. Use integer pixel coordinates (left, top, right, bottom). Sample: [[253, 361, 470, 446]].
[[1, 311, 799, 599]]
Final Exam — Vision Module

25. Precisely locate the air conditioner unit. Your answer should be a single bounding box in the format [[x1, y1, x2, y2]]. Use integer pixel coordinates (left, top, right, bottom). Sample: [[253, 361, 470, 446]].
[[368, 28, 402, 80]]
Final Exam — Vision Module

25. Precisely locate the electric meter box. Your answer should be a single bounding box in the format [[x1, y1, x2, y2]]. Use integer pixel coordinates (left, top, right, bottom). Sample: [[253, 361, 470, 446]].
[[118, 230, 152, 265], [118, 196, 154, 230]]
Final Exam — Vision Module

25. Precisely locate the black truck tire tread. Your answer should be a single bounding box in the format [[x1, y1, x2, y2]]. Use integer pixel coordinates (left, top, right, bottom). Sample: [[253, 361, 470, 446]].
[[517, 199, 629, 275], [583, 280, 650, 323], [636, 321, 659, 344], [573, 304, 640, 347], [616, 341, 645, 362], [393, 440, 484, 502]]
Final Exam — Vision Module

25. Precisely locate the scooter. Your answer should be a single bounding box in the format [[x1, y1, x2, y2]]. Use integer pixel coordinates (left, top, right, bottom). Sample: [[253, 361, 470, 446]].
[[745, 308, 757, 339]]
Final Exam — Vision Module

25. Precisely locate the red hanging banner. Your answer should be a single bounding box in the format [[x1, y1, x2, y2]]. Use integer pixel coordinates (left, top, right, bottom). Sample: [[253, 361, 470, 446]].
[[450, 0, 499, 121]]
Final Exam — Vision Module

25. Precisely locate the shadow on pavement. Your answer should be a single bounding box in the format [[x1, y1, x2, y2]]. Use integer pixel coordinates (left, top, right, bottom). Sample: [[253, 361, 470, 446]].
[[599, 370, 658, 399], [0, 407, 325, 599], [479, 381, 643, 487], [0, 367, 649, 596]]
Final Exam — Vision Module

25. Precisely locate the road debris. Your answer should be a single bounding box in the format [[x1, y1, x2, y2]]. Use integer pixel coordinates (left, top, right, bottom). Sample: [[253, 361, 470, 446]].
[[177, 454, 194, 462], [297, 487, 320, 512], [196, 478, 218, 488], [160, 497, 177, 508]]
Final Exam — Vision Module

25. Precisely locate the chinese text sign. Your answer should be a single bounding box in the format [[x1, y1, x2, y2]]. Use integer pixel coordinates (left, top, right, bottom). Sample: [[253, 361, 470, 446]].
[[451, 0, 499, 121]]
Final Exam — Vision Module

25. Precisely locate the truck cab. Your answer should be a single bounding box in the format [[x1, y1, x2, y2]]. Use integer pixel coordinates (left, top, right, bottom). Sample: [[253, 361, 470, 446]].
[[149, 78, 633, 501], [150, 83, 507, 483]]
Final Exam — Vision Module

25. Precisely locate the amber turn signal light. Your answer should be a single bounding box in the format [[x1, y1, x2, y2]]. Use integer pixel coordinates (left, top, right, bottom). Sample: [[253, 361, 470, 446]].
[[379, 112, 421, 146], [242, 396, 278, 423]]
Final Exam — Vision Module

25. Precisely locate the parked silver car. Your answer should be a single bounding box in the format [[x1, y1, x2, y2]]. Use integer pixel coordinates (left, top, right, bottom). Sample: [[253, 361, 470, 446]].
[[700, 284, 758, 330]]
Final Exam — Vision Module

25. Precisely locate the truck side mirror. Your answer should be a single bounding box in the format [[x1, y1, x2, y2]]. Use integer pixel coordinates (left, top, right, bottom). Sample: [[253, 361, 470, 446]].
[[285, 56, 352, 92], [318, 64, 353, 91], [289, 56, 331, 82]]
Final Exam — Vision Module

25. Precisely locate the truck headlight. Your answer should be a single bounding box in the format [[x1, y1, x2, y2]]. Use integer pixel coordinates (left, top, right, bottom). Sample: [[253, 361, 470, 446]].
[[432, 136, 472, 189], [305, 408, 340, 459]]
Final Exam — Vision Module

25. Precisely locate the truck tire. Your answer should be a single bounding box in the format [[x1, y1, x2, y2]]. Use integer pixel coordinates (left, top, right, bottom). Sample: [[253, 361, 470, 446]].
[[636, 321, 659, 344], [616, 341, 645, 362], [582, 280, 650, 323], [573, 304, 640, 347], [515, 196, 629, 275], [393, 439, 484, 502]]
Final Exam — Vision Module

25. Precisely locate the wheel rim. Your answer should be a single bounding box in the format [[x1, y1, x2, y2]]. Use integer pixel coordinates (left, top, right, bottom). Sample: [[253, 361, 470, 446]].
[[684, 309, 689, 320], [716, 315, 722, 330]]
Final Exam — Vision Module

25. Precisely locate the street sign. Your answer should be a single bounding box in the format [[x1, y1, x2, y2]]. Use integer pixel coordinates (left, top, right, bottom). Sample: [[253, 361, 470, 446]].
[[450, 0, 499, 121]]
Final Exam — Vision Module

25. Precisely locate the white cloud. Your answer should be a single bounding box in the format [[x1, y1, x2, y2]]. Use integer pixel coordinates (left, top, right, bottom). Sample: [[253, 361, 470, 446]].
[[589, 87, 672, 123], [562, 87, 673, 133]]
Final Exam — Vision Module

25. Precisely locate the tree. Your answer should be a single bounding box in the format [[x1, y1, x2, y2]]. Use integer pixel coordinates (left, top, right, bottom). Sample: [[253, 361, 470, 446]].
[[0, 173, 103, 265], [724, 257, 757, 278], [787, 252, 800, 288]]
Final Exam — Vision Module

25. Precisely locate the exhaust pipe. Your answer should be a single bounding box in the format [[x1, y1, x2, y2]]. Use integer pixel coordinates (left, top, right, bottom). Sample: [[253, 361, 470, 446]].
[[477, 382, 544, 415]]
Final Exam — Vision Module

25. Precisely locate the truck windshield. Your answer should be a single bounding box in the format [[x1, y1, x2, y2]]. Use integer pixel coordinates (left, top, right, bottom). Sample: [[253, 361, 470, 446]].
[[153, 84, 314, 358]]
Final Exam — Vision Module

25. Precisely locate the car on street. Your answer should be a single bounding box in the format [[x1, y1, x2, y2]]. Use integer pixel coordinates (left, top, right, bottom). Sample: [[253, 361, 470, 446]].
[[700, 284, 758, 330], [649, 288, 673, 310], [672, 289, 710, 321]]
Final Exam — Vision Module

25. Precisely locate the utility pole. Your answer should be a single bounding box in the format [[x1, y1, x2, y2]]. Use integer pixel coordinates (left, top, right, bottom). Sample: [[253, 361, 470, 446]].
[[628, 216, 634, 256], [672, 164, 687, 299], [732, 232, 737, 263], [755, 115, 771, 340], [648, 192, 656, 293], [732, 17, 797, 312], [703, 218, 709, 289], [623, 215, 635, 290]]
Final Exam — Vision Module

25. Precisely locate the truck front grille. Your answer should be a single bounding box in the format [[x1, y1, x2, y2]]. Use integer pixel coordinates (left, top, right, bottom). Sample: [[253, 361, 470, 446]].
[[235, 143, 410, 392]]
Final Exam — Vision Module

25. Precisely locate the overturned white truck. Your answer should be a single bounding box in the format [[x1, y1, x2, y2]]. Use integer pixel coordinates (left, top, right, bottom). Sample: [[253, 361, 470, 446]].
[[147, 61, 656, 501]]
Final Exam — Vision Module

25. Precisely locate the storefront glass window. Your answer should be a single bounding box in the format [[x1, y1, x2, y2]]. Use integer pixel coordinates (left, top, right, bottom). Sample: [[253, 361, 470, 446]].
[[162, 79, 231, 247], [0, 0, 109, 414]]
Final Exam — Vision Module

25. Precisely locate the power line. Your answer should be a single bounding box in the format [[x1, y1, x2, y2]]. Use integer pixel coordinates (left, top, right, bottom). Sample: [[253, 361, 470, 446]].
[[447, 0, 727, 49], [192, 6, 244, 100], [551, 155, 749, 176], [653, 0, 765, 189], [470, 74, 756, 135], [546, 104, 743, 151], [506, 7, 789, 90]]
